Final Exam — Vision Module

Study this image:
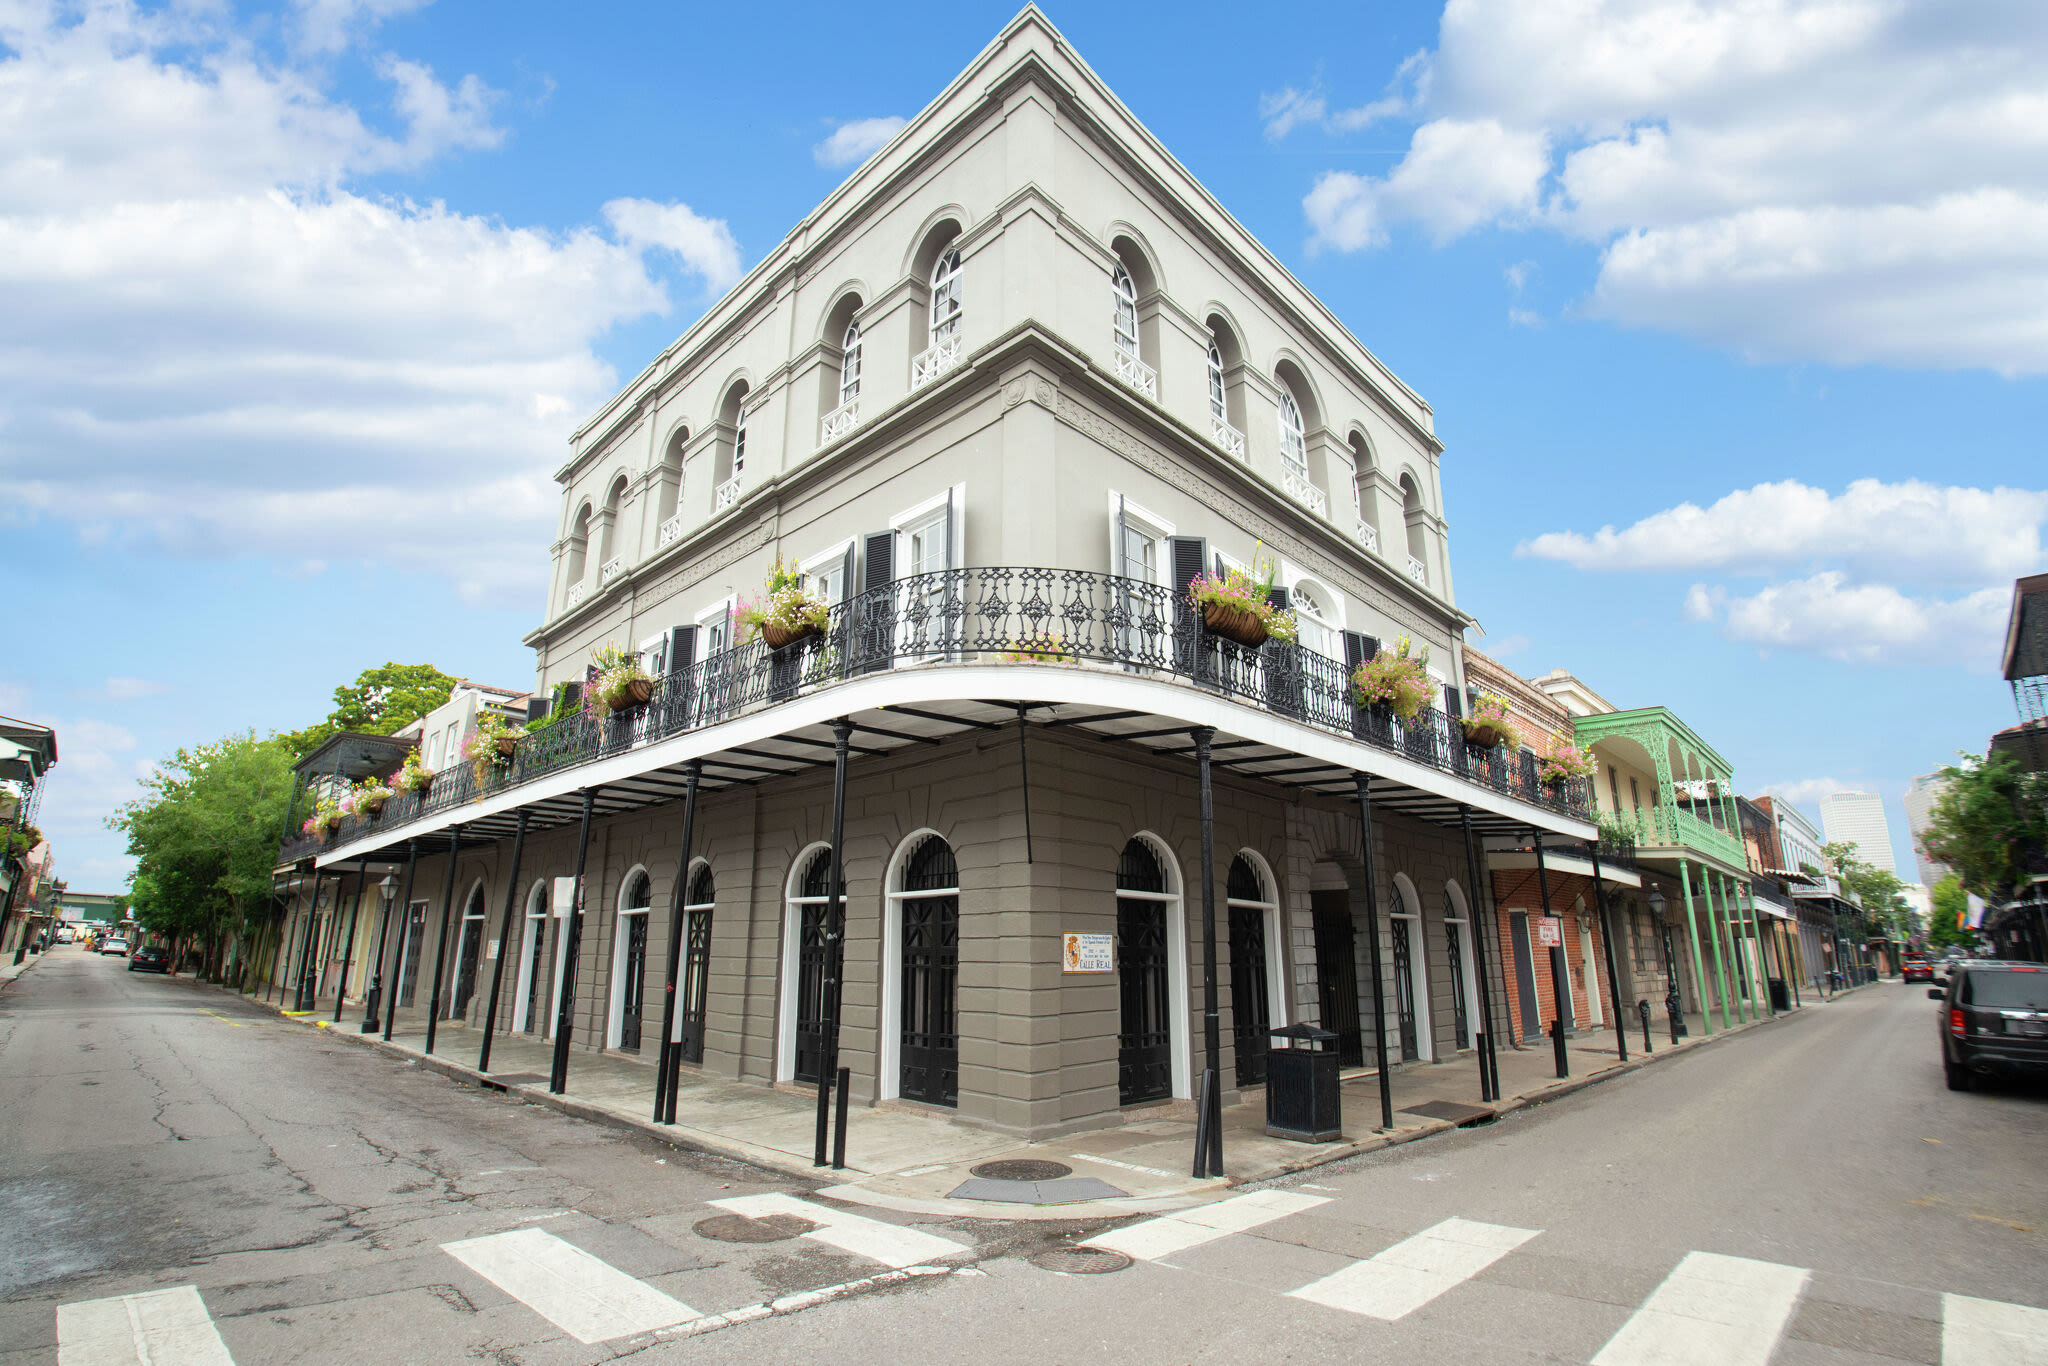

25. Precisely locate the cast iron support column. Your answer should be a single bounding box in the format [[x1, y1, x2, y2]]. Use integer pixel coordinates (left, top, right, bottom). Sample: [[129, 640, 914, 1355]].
[[273, 879, 302, 1005], [1677, 860, 1715, 1035], [478, 810, 530, 1073], [425, 827, 463, 1056], [1534, 831, 1568, 1077], [294, 868, 325, 1010], [381, 840, 422, 1041], [1590, 846, 1627, 1063], [1723, 875, 1753, 1021], [550, 788, 599, 1094], [1747, 881, 1777, 1016], [815, 720, 852, 1168], [1703, 870, 1734, 1028], [1352, 775, 1394, 1132], [1459, 807, 1500, 1103], [655, 762, 702, 1124], [332, 864, 367, 1023], [1191, 727, 1223, 1179]]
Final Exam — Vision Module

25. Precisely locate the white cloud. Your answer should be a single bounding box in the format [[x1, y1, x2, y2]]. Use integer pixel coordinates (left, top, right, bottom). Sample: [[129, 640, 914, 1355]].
[[812, 116, 906, 169], [1289, 0, 2048, 372], [1761, 776, 1854, 806], [102, 678, 168, 700], [1520, 479, 2048, 585], [0, 3, 743, 599], [602, 198, 744, 294], [1687, 571, 2009, 666], [290, 0, 429, 54], [30, 717, 149, 888]]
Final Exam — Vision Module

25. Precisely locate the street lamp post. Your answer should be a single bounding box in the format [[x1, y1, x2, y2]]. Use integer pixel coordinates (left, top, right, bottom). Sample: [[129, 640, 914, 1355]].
[[362, 873, 396, 1033], [1649, 885, 1684, 1041]]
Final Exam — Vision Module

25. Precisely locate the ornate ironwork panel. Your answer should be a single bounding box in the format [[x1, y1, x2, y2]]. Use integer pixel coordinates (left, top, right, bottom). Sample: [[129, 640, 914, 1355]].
[[794, 903, 830, 1085], [1392, 917, 1418, 1061], [1229, 903, 1271, 1086], [617, 911, 648, 1051], [1447, 920, 1469, 1050], [1117, 897, 1172, 1104], [899, 893, 959, 1106], [1311, 891, 1364, 1067], [678, 909, 712, 1065]]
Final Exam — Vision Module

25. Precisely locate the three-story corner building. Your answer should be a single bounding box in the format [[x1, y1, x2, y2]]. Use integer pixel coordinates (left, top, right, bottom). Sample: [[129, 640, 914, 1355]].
[[1532, 679, 1774, 1034], [292, 8, 1594, 1142]]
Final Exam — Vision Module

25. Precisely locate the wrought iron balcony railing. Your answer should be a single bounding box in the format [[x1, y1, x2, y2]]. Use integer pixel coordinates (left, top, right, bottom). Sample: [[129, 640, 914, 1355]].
[[293, 566, 1590, 857]]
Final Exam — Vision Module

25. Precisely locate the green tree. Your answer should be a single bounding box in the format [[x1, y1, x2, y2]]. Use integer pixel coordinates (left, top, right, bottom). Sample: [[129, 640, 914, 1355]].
[[284, 662, 459, 757], [1924, 875, 1978, 952], [1823, 840, 1918, 942], [109, 732, 297, 981], [1918, 752, 2048, 903]]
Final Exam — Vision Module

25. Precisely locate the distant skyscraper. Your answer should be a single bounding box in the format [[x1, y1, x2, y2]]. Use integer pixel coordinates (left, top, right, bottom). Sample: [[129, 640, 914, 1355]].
[[1902, 772, 1952, 886], [1819, 790, 1902, 879]]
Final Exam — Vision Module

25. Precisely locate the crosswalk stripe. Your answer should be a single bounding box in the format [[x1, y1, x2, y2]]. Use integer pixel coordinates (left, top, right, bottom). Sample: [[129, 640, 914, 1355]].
[[1286, 1216, 1539, 1320], [442, 1227, 697, 1344], [1591, 1251, 1808, 1366], [710, 1193, 968, 1269], [57, 1285, 235, 1366], [1943, 1293, 2048, 1365], [1082, 1190, 1329, 1261]]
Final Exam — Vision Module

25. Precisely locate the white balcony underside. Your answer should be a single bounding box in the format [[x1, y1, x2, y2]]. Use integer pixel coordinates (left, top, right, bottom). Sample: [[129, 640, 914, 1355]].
[[313, 662, 1594, 869]]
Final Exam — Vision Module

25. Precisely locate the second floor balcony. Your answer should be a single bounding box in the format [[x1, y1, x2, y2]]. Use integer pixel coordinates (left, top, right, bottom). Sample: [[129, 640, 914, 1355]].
[[294, 566, 1591, 865]]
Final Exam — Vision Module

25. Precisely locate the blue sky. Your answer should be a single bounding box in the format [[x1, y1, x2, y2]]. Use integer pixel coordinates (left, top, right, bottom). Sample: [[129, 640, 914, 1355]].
[[4, 0, 2043, 888]]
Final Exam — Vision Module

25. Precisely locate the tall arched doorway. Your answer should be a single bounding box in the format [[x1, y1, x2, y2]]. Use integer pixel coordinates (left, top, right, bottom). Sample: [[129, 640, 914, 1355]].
[[451, 881, 488, 1020], [675, 863, 714, 1066], [1227, 853, 1283, 1085], [1117, 836, 1185, 1105], [1391, 873, 1433, 1062], [610, 869, 651, 1051], [514, 880, 549, 1034], [778, 846, 834, 1084], [887, 833, 959, 1107]]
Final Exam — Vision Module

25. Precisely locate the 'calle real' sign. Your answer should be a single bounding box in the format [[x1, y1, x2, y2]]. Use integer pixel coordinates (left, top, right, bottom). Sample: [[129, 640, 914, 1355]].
[[1062, 932, 1114, 973]]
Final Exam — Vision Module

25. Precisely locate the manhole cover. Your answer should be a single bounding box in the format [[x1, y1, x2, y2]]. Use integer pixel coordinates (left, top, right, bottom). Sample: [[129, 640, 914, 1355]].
[[1029, 1246, 1131, 1275], [970, 1159, 1073, 1182], [692, 1213, 818, 1244]]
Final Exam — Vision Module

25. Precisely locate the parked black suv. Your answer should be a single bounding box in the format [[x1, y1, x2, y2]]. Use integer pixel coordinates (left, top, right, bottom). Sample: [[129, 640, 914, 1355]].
[[1930, 961, 2048, 1091]]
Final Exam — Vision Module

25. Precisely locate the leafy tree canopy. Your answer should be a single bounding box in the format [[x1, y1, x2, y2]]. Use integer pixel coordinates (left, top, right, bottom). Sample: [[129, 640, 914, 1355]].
[[284, 662, 458, 758], [1823, 840, 1917, 941], [109, 732, 296, 955], [1918, 752, 2048, 903], [1924, 875, 1978, 952]]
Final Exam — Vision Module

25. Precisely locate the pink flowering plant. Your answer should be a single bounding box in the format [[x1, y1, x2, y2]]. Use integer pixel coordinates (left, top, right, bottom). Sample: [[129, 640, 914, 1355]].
[[1537, 740, 1597, 787], [1184, 550, 1298, 644], [588, 644, 653, 713], [735, 560, 830, 643], [461, 709, 523, 777], [351, 776, 394, 817], [1351, 637, 1433, 721], [1460, 691, 1518, 749], [392, 748, 433, 794]]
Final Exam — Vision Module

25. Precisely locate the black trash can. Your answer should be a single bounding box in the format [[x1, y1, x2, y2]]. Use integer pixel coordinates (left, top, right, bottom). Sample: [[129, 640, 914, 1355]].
[[1265, 1023, 1342, 1142], [1768, 978, 1790, 1011]]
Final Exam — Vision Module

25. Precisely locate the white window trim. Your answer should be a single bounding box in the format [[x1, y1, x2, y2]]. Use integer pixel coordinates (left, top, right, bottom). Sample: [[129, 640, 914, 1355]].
[[637, 631, 668, 674], [777, 842, 835, 1083], [607, 865, 653, 1050], [674, 858, 714, 1044], [1120, 832, 1193, 1101], [1390, 875, 1435, 1063], [800, 538, 858, 603], [889, 484, 965, 570], [877, 827, 953, 1102], [1226, 851, 1288, 1034], [1105, 490, 1175, 585], [513, 880, 548, 1034]]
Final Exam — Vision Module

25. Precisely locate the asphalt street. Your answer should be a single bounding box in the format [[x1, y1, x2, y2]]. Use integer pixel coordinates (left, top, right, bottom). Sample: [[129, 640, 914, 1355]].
[[2, 943, 2043, 1364]]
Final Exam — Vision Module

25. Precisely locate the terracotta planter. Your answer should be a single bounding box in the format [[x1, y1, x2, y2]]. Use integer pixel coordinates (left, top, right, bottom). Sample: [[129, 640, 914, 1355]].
[[607, 678, 653, 711], [363, 796, 387, 818], [495, 735, 517, 757], [760, 621, 822, 651], [1200, 599, 1270, 648], [1463, 721, 1511, 750]]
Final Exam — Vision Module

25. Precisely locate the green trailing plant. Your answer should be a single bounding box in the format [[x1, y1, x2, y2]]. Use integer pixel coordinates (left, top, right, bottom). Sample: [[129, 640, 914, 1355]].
[[1596, 810, 1647, 846], [346, 776, 393, 819], [391, 748, 433, 794], [1350, 636, 1432, 721], [590, 644, 654, 712], [524, 682, 579, 733], [736, 560, 831, 644], [461, 709, 524, 779], [1184, 550, 1298, 645]]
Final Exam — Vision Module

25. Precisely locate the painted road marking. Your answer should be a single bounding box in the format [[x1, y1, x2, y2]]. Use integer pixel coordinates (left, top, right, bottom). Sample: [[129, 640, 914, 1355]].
[[1287, 1216, 1539, 1321], [1591, 1251, 1808, 1366], [442, 1227, 696, 1343], [710, 1193, 968, 1269], [57, 1285, 235, 1366], [1083, 1190, 1329, 1261], [1943, 1293, 2048, 1364]]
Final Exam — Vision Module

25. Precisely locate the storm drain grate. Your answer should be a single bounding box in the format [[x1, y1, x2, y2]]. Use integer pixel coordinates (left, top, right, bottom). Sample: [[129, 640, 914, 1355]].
[[1030, 1246, 1132, 1275], [970, 1159, 1074, 1182], [693, 1213, 819, 1244]]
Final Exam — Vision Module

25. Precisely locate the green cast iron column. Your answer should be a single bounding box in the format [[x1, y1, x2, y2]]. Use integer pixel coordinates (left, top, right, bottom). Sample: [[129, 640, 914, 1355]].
[[1743, 879, 1774, 1017], [1715, 873, 1748, 1022], [1701, 866, 1734, 1029], [1678, 859, 1715, 1036]]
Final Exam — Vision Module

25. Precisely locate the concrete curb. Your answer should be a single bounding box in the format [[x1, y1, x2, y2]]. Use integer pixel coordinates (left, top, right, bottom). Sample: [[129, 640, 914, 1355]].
[[208, 977, 1832, 1218]]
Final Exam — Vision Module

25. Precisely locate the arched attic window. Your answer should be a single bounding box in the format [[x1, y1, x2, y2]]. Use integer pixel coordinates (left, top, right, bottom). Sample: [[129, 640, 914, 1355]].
[[929, 248, 962, 347], [840, 322, 862, 408], [597, 475, 627, 567], [1348, 432, 1380, 553], [819, 290, 865, 443], [1400, 473, 1428, 584], [1112, 263, 1138, 358], [713, 382, 748, 507], [565, 502, 592, 584], [1278, 392, 1310, 482], [1290, 579, 1337, 658], [1204, 316, 1247, 459], [656, 428, 688, 529]]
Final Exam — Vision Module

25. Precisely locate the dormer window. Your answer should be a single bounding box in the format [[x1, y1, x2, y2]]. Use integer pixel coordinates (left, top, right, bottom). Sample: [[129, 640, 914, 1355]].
[[929, 248, 962, 346], [1207, 340, 1226, 422], [1112, 263, 1138, 359], [1278, 392, 1309, 480], [839, 322, 862, 407]]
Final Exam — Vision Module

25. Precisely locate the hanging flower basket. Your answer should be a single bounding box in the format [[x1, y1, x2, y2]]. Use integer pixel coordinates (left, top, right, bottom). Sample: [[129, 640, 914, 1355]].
[[362, 796, 388, 818], [495, 735, 518, 757], [608, 677, 653, 710], [760, 620, 823, 651], [1462, 720, 1513, 750], [1201, 599, 1270, 648]]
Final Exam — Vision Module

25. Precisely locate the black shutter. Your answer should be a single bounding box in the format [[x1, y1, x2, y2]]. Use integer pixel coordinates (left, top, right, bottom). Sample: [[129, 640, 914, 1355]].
[[667, 624, 697, 674], [561, 680, 582, 710], [1442, 681, 1465, 775], [1520, 748, 1540, 799], [525, 695, 550, 723], [859, 530, 895, 673], [1169, 536, 1209, 680], [1342, 631, 1369, 738], [1443, 683, 1462, 718]]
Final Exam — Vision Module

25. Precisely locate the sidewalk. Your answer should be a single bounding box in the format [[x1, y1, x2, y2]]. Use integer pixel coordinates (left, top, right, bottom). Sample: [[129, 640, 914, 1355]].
[[230, 975, 1836, 1221]]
